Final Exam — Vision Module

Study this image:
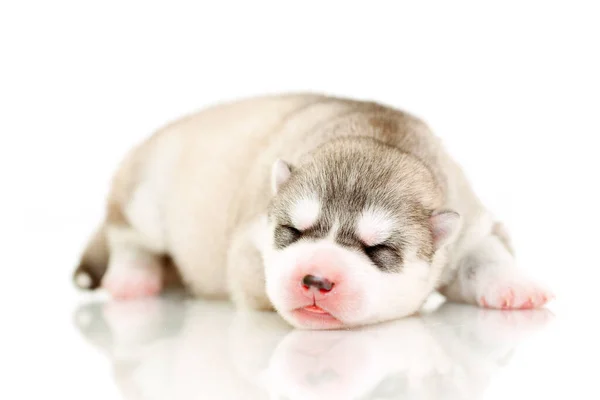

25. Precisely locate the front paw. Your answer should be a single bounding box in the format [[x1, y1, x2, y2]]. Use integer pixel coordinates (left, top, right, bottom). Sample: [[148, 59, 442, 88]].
[[477, 278, 554, 310]]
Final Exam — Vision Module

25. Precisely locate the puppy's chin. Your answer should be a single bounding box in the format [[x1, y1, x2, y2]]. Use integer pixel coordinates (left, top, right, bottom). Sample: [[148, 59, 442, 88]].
[[268, 290, 369, 330], [276, 302, 421, 331], [269, 287, 422, 331], [280, 307, 347, 330]]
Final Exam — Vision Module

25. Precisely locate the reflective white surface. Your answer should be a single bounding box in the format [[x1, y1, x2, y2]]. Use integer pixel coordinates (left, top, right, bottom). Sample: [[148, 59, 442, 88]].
[[3, 2, 600, 399], [66, 292, 561, 400]]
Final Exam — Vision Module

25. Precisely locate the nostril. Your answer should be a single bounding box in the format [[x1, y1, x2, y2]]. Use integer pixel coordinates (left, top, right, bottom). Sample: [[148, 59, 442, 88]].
[[302, 274, 334, 292]]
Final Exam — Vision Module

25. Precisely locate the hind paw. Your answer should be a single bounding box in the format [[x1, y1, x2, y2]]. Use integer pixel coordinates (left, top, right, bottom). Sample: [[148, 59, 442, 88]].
[[102, 263, 163, 300], [478, 279, 554, 310]]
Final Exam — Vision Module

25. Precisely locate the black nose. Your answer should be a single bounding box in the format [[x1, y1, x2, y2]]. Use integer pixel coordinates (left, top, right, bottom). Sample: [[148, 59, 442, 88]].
[[302, 274, 334, 292]]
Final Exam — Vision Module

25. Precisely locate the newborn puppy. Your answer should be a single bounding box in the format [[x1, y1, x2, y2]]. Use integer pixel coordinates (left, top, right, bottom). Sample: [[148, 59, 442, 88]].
[[72, 93, 554, 329]]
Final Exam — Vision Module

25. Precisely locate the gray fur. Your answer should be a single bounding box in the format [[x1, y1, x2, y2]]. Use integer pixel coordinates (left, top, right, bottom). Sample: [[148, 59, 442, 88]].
[[269, 137, 438, 270]]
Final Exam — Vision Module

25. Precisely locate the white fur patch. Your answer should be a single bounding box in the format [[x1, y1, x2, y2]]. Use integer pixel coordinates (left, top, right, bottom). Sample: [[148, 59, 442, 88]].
[[75, 271, 92, 289], [356, 208, 396, 246], [262, 237, 435, 329], [290, 196, 321, 230]]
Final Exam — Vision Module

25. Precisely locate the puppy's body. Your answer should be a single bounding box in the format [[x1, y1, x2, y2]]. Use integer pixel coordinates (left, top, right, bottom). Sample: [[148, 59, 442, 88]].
[[74, 93, 552, 329]]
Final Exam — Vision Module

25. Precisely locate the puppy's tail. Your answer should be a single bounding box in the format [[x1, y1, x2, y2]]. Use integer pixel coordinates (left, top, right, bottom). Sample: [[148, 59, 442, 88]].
[[72, 223, 109, 290]]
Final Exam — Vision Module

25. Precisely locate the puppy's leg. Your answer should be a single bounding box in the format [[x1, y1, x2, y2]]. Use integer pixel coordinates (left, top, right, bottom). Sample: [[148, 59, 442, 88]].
[[226, 217, 274, 311], [101, 224, 165, 300], [441, 224, 554, 310]]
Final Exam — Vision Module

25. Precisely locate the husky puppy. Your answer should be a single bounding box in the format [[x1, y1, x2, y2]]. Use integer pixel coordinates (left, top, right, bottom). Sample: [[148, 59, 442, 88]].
[[73, 93, 553, 329]]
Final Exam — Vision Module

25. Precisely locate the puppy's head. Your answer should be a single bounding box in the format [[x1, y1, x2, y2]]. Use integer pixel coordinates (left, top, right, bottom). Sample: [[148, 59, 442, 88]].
[[262, 138, 461, 330]]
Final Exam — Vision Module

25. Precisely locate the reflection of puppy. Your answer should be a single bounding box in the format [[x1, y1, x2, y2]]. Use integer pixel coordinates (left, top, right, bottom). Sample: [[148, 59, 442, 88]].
[[256, 303, 553, 400], [262, 316, 442, 400], [74, 296, 187, 400], [74, 299, 553, 400], [72, 93, 553, 330], [75, 299, 275, 400]]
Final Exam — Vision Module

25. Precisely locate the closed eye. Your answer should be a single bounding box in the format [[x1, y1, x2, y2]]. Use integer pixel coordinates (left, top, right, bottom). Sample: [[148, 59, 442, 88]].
[[363, 243, 401, 272], [283, 225, 302, 237], [364, 243, 392, 257], [274, 225, 303, 249]]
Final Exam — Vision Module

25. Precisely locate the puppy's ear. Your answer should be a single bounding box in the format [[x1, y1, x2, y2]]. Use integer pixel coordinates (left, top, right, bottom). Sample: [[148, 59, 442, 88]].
[[271, 159, 293, 194], [430, 210, 461, 250]]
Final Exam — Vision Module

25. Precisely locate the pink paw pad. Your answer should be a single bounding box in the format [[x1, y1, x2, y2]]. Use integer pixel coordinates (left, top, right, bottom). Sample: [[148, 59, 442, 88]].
[[479, 284, 554, 310], [102, 267, 163, 300]]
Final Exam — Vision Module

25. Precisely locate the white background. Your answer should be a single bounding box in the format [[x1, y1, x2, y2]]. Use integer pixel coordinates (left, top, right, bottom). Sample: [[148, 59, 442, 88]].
[[1, 1, 599, 399]]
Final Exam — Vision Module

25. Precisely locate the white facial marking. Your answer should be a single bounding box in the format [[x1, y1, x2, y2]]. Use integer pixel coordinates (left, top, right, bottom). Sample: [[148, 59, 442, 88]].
[[356, 208, 396, 246], [262, 238, 436, 329], [290, 196, 321, 230], [326, 219, 340, 240]]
